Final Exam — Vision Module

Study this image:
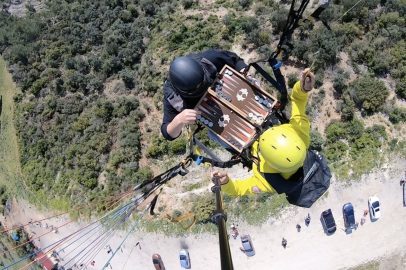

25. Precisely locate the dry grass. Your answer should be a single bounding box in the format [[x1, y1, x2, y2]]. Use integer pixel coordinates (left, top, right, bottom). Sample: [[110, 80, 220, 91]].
[[0, 57, 34, 270], [0, 57, 41, 207], [0, 57, 23, 194]]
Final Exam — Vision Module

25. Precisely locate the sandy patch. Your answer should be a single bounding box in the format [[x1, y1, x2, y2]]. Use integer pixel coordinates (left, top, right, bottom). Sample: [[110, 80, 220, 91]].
[[3, 157, 406, 270]]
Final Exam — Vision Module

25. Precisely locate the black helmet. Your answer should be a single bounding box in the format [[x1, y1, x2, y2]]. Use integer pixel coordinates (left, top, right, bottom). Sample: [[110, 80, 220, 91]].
[[169, 56, 207, 98]]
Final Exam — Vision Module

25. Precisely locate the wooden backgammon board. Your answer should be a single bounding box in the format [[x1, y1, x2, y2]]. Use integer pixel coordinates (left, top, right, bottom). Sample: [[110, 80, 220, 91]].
[[195, 65, 279, 152]]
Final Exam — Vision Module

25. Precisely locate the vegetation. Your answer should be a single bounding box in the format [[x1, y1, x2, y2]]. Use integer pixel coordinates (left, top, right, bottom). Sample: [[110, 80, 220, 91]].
[[0, 0, 405, 226], [0, 222, 35, 268]]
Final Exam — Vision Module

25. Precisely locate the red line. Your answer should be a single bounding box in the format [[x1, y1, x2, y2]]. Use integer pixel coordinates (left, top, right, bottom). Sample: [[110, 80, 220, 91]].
[[18, 195, 130, 270], [1, 191, 133, 257], [0, 190, 134, 234]]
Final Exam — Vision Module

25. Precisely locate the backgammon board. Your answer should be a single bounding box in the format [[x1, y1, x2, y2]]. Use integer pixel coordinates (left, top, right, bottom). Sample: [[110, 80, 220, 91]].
[[195, 65, 279, 152]]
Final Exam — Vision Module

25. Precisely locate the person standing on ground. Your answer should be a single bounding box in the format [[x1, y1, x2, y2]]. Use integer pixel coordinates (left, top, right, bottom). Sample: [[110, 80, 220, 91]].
[[282, 238, 287, 248]]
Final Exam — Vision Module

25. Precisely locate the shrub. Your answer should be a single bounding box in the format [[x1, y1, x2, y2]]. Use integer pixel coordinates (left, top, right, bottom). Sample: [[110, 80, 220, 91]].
[[146, 136, 168, 158], [309, 129, 324, 151], [389, 107, 406, 123], [140, 0, 155, 16], [325, 120, 347, 143], [340, 92, 355, 121], [172, 210, 182, 218], [193, 195, 216, 223], [169, 137, 187, 155], [347, 118, 364, 141], [237, 16, 259, 34], [389, 138, 398, 151], [287, 73, 299, 88], [270, 8, 289, 34], [238, 0, 253, 8], [29, 78, 48, 96], [182, 0, 196, 9], [348, 76, 389, 113], [333, 68, 349, 96], [127, 4, 139, 17], [395, 77, 406, 99], [325, 141, 348, 162], [314, 69, 324, 89]]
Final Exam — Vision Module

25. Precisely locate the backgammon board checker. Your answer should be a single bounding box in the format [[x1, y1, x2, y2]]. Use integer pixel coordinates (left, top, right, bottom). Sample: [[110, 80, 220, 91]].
[[194, 65, 279, 153]]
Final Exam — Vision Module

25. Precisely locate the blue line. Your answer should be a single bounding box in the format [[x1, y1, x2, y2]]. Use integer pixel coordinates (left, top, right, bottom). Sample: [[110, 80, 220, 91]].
[[61, 207, 130, 268], [2, 198, 138, 270], [79, 198, 145, 267], [102, 203, 151, 270], [60, 197, 142, 268], [58, 207, 126, 265]]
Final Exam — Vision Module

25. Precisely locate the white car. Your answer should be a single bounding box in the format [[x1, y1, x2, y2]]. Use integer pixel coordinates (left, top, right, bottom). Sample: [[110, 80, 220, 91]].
[[179, 249, 190, 268], [368, 195, 381, 219]]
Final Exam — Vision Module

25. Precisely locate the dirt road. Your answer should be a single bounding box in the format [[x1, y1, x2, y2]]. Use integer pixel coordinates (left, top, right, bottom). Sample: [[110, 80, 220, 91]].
[[6, 158, 406, 270]]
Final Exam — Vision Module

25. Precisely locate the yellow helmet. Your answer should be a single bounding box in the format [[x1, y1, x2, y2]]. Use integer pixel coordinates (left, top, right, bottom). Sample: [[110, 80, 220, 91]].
[[259, 126, 306, 173]]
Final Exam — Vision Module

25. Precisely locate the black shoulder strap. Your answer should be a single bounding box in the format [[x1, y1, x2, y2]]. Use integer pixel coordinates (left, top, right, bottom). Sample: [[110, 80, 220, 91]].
[[248, 60, 287, 98], [164, 80, 185, 112], [188, 52, 218, 78], [272, 0, 331, 61]]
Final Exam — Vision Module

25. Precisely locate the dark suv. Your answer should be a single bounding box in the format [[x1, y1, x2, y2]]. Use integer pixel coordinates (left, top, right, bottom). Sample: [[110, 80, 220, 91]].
[[321, 209, 336, 233], [342, 203, 356, 229]]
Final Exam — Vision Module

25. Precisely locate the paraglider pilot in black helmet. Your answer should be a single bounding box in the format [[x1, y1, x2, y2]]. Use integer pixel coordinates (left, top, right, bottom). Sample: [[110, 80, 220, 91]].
[[160, 49, 248, 145]]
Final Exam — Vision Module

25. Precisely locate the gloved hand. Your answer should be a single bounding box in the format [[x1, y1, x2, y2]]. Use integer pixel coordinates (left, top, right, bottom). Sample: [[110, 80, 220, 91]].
[[239, 67, 251, 77], [301, 68, 315, 93], [210, 170, 229, 185]]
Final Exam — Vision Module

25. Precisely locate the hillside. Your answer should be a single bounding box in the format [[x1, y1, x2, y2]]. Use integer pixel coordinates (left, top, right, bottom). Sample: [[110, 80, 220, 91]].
[[0, 0, 406, 269], [0, 0, 405, 211]]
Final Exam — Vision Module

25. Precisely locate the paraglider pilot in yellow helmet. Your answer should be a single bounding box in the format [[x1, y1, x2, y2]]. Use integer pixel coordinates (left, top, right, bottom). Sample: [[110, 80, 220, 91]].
[[211, 68, 332, 208]]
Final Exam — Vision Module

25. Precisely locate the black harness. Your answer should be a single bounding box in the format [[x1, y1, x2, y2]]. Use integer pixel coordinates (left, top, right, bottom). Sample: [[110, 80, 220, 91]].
[[259, 150, 332, 208]]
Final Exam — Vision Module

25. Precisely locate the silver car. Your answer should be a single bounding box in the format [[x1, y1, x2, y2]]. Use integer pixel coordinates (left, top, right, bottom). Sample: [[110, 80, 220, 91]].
[[179, 249, 190, 268], [240, 234, 255, 257]]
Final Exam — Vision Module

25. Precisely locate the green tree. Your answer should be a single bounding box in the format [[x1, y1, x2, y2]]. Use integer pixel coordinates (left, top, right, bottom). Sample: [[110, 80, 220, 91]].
[[287, 73, 299, 88], [270, 8, 289, 34], [333, 68, 349, 96], [309, 129, 324, 151], [348, 76, 389, 113], [325, 120, 347, 143], [340, 92, 356, 121], [395, 77, 406, 98]]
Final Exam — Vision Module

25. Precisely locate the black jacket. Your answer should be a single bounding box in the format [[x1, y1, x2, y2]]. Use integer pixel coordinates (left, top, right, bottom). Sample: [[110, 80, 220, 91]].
[[161, 49, 248, 140]]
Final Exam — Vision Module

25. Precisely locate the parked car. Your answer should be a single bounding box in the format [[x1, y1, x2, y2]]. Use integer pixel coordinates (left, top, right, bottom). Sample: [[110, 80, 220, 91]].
[[240, 234, 255, 257], [403, 182, 406, 206], [368, 196, 381, 219], [321, 209, 336, 233], [342, 203, 356, 229], [179, 249, 190, 268], [152, 253, 165, 270]]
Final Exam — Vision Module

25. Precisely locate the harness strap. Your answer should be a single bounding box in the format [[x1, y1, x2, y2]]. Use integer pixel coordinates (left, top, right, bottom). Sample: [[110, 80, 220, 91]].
[[133, 162, 189, 191], [189, 153, 242, 168], [248, 60, 288, 99], [272, 0, 331, 61], [193, 137, 221, 162], [249, 62, 283, 93]]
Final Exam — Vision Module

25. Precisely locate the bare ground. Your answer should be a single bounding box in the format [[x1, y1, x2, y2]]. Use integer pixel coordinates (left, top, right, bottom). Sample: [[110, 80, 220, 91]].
[[4, 156, 406, 270]]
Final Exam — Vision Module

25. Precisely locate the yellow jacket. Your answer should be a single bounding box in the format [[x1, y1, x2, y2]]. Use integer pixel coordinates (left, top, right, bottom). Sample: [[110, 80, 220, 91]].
[[222, 81, 310, 196]]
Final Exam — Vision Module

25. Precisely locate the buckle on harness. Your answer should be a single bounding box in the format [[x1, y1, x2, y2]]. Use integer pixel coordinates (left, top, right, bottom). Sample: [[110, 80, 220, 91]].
[[272, 61, 282, 70], [196, 156, 204, 165]]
